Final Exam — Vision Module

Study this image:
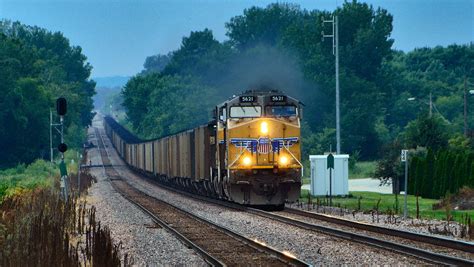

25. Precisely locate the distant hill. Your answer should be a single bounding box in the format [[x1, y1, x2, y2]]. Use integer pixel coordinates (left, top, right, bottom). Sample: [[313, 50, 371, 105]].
[[92, 76, 129, 111], [93, 76, 130, 88]]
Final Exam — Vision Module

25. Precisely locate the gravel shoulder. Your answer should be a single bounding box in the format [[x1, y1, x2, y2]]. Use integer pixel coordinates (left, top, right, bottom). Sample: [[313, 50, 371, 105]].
[[97, 125, 426, 265], [86, 121, 205, 266]]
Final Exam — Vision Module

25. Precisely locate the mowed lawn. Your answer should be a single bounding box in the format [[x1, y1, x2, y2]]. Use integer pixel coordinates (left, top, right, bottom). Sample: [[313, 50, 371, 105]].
[[299, 190, 474, 223]]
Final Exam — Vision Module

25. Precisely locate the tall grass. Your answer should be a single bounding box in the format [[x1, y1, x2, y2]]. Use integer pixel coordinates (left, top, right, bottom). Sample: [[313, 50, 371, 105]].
[[0, 185, 126, 266], [0, 151, 129, 266], [0, 150, 82, 200]]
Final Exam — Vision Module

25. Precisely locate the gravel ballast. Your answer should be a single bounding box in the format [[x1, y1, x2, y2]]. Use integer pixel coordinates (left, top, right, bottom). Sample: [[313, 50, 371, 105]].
[[97, 125, 427, 265], [86, 121, 205, 266]]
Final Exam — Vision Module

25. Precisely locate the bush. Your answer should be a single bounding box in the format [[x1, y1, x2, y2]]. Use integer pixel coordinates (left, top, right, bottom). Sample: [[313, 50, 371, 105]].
[[0, 159, 55, 199]]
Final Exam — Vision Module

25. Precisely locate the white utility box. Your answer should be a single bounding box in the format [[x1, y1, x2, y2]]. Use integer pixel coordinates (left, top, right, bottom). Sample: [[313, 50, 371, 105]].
[[309, 154, 349, 196]]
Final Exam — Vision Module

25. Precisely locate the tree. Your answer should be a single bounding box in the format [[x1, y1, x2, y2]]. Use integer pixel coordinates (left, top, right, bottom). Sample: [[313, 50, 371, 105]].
[[226, 3, 303, 50], [403, 113, 450, 150], [374, 139, 403, 187], [425, 149, 435, 198], [141, 54, 171, 75], [0, 21, 95, 168]]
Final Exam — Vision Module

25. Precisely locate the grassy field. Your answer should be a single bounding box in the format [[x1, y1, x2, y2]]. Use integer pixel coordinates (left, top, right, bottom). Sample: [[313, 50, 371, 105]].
[[349, 161, 377, 179], [0, 150, 81, 200], [299, 190, 474, 223]]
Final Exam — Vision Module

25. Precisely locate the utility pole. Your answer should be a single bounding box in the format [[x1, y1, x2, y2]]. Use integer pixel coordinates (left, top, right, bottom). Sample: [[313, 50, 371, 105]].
[[322, 16, 341, 154]]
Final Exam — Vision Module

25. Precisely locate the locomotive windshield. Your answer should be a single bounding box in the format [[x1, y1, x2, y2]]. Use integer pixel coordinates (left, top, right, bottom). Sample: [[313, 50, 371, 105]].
[[230, 106, 262, 118], [266, 105, 297, 117]]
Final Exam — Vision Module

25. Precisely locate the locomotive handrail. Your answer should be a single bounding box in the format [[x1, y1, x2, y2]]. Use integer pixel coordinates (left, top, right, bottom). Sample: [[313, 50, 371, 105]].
[[228, 148, 246, 168], [283, 145, 303, 167]]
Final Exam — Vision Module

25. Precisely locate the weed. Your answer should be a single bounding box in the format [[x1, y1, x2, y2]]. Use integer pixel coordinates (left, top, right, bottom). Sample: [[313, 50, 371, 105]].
[[0, 171, 128, 266]]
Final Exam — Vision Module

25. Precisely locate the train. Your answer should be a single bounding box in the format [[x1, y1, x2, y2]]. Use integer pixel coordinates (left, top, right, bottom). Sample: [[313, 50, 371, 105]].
[[104, 90, 303, 208]]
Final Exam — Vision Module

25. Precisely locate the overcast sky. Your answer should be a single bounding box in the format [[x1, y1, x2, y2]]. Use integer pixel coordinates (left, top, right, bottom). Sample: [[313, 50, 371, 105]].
[[1, 0, 473, 77]]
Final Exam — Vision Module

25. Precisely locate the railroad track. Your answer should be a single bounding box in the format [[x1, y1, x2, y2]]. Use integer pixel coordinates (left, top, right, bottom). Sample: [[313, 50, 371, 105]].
[[248, 208, 474, 266], [95, 125, 474, 266], [94, 127, 309, 266], [113, 160, 474, 265], [152, 186, 474, 265], [283, 207, 474, 253]]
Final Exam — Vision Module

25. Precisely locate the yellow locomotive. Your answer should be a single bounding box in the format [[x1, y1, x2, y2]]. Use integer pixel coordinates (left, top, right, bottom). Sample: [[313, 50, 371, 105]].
[[215, 90, 302, 207], [104, 89, 302, 208]]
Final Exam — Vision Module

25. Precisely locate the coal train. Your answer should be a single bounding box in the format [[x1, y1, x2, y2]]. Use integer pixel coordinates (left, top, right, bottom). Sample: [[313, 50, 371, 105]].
[[104, 90, 302, 208]]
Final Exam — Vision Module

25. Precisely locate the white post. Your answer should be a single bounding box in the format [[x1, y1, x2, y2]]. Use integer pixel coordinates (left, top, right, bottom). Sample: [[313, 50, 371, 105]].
[[401, 149, 409, 219]]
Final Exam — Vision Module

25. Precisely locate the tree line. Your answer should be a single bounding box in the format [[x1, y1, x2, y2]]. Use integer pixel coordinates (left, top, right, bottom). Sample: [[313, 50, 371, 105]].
[[0, 21, 95, 168], [122, 1, 472, 154], [408, 149, 474, 199], [120, 1, 473, 197]]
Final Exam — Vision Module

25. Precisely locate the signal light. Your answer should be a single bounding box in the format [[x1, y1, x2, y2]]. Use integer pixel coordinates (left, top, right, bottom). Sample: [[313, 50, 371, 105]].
[[56, 97, 67, 116], [58, 143, 68, 153]]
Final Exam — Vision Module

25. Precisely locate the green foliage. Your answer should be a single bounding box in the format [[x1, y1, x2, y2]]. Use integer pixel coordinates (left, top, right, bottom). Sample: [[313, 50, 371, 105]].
[[350, 161, 377, 179], [0, 149, 81, 200], [141, 53, 171, 75], [122, 1, 473, 165], [374, 139, 404, 186], [0, 21, 95, 168], [408, 149, 474, 199], [403, 113, 450, 150], [123, 75, 219, 138], [448, 134, 472, 152], [0, 160, 54, 199]]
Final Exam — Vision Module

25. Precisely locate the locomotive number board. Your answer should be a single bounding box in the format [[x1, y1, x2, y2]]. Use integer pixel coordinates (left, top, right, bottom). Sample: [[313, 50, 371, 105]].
[[240, 96, 256, 102], [271, 95, 286, 102]]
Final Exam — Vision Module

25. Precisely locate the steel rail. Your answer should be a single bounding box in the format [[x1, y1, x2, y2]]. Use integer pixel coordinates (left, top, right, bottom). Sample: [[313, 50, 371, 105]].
[[95, 127, 310, 267], [244, 207, 474, 267], [109, 180, 225, 267], [284, 207, 474, 253], [95, 127, 223, 265], [127, 177, 474, 266]]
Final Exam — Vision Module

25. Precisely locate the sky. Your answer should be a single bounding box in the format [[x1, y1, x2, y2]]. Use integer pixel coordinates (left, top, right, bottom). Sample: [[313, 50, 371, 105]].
[[1, 0, 473, 78]]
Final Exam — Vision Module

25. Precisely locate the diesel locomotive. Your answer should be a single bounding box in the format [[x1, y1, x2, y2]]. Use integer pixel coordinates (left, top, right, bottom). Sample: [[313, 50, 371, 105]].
[[104, 90, 302, 208]]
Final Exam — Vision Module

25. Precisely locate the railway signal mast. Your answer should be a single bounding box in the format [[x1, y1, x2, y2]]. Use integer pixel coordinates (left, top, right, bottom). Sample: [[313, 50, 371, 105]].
[[51, 97, 69, 199], [322, 15, 341, 154]]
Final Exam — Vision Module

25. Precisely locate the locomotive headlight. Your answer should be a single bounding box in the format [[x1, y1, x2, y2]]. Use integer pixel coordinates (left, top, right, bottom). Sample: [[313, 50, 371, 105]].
[[260, 121, 269, 134], [279, 155, 289, 165], [242, 156, 252, 166]]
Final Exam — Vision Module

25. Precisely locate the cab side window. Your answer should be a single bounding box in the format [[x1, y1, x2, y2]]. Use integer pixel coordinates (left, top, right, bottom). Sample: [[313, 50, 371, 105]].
[[219, 107, 227, 122]]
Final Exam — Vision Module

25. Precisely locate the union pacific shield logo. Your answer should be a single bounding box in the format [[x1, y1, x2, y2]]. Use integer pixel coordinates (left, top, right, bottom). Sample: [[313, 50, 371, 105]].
[[257, 138, 271, 154], [230, 137, 298, 153]]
